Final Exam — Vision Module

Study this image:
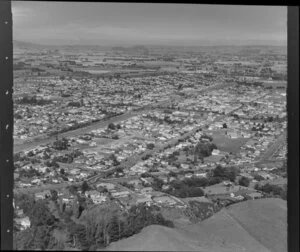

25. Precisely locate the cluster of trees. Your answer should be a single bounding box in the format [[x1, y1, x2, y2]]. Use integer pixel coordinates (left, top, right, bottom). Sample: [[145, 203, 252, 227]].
[[151, 177, 164, 191], [107, 123, 121, 130], [145, 114, 176, 125], [141, 153, 152, 161], [186, 201, 215, 222], [13, 153, 28, 162], [167, 184, 205, 198], [19, 166, 42, 178], [108, 154, 120, 166], [212, 165, 238, 182], [254, 183, 287, 200], [81, 181, 91, 194], [67, 101, 81, 107], [251, 123, 267, 131], [270, 163, 287, 178], [52, 138, 69, 150], [146, 143, 155, 150], [18, 95, 52, 106], [51, 149, 83, 165], [194, 141, 217, 163], [165, 178, 205, 198], [78, 203, 174, 250], [238, 176, 250, 187], [44, 159, 59, 168], [15, 112, 23, 119], [14, 196, 59, 250], [253, 173, 265, 181]]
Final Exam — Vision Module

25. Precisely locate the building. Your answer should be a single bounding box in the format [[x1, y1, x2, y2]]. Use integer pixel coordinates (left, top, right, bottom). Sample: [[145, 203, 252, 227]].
[[85, 190, 107, 204], [34, 190, 51, 200], [15, 217, 31, 231], [212, 149, 221, 156]]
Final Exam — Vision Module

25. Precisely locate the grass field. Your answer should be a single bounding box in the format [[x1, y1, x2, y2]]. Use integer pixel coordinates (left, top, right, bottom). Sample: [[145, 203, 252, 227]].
[[208, 130, 249, 153], [106, 198, 287, 252]]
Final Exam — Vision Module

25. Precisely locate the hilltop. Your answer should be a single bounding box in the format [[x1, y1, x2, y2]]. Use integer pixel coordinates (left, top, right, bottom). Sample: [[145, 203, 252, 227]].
[[106, 198, 287, 252]]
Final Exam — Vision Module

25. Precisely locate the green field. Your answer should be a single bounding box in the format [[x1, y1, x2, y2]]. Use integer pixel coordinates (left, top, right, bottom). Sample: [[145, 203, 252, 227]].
[[208, 130, 249, 153]]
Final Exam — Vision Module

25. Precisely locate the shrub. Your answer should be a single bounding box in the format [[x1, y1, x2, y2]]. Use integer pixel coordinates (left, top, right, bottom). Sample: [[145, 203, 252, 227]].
[[239, 176, 250, 187]]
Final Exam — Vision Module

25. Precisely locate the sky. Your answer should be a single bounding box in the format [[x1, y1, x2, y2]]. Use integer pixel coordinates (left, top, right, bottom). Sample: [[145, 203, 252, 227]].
[[12, 2, 287, 46]]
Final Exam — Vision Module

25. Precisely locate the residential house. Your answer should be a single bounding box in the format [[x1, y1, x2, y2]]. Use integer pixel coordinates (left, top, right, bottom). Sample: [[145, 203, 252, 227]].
[[15, 217, 31, 231], [35, 190, 51, 200]]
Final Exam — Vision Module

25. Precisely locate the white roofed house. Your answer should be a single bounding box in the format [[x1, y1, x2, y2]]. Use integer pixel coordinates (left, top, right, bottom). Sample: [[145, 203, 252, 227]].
[[34, 190, 51, 200], [31, 178, 42, 185], [227, 131, 239, 139], [15, 216, 31, 231], [194, 172, 207, 178], [111, 190, 130, 198], [85, 190, 107, 204], [212, 149, 220, 156], [69, 168, 81, 175]]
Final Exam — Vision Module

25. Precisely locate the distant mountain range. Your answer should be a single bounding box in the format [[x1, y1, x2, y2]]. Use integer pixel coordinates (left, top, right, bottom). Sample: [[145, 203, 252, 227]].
[[14, 40, 287, 52], [14, 40, 48, 49]]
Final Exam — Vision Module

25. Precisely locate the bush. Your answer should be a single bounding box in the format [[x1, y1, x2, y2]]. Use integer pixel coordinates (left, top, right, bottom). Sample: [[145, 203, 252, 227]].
[[212, 165, 238, 182], [146, 143, 155, 150], [67, 101, 81, 107], [53, 138, 68, 150], [18, 95, 52, 106], [81, 181, 90, 193], [108, 123, 116, 130], [253, 174, 265, 181], [255, 183, 286, 200], [29, 200, 56, 227], [170, 186, 204, 198], [239, 176, 250, 187]]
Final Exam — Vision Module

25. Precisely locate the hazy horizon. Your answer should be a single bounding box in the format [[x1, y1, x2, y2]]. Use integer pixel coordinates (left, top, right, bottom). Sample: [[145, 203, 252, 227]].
[[12, 2, 287, 47]]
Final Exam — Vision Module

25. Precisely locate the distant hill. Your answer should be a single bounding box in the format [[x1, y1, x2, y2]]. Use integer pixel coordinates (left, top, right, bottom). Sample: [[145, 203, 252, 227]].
[[106, 198, 287, 252], [13, 40, 47, 49]]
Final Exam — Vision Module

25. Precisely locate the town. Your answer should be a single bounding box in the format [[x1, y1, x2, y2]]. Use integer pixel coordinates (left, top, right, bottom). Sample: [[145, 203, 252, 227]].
[[13, 43, 287, 250]]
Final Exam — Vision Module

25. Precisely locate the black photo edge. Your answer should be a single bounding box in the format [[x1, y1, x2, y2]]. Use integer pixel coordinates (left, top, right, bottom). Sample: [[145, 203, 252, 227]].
[[0, 1, 299, 251], [0, 0, 13, 250]]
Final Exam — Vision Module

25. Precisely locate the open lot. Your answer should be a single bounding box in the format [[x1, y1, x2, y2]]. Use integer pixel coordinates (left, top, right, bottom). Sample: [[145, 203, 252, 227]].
[[208, 130, 249, 153]]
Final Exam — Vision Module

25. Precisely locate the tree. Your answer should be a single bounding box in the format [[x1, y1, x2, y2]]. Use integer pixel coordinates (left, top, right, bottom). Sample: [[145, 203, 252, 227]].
[[108, 123, 116, 130], [212, 165, 238, 182], [223, 123, 228, 128], [69, 223, 89, 250], [29, 200, 56, 227], [115, 167, 124, 173], [50, 190, 58, 201], [169, 171, 177, 177], [238, 176, 250, 187], [60, 168, 65, 175], [112, 134, 119, 140], [152, 177, 164, 191], [146, 143, 155, 150], [53, 137, 68, 150], [81, 181, 89, 194], [14, 193, 35, 216], [108, 215, 120, 242], [253, 174, 264, 181]]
